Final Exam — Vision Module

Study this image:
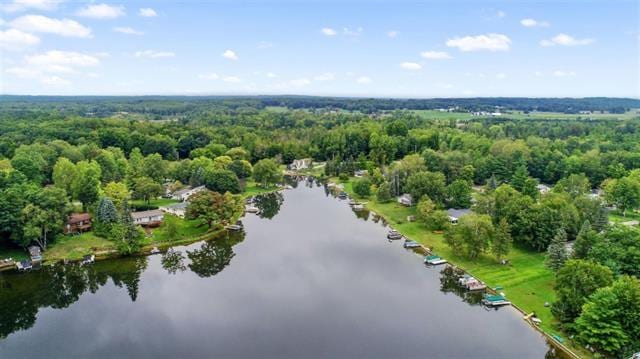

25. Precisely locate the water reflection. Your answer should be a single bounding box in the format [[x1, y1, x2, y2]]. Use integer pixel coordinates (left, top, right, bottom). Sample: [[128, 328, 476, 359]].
[[439, 265, 484, 306], [186, 232, 243, 278], [161, 249, 186, 275], [253, 192, 284, 219]]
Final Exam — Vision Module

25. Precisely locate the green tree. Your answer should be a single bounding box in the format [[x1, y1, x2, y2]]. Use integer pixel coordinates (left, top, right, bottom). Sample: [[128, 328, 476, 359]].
[[110, 201, 144, 255], [163, 215, 179, 239], [376, 181, 392, 203], [131, 177, 163, 204], [510, 163, 529, 193], [142, 153, 168, 183], [416, 196, 435, 223], [103, 181, 130, 210], [19, 187, 68, 249], [552, 259, 613, 323], [253, 158, 281, 188], [72, 160, 102, 211], [186, 191, 242, 228], [52, 157, 77, 196], [492, 218, 512, 260], [444, 213, 494, 259], [203, 168, 240, 194], [572, 220, 598, 259], [405, 171, 446, 206], [575, 276, 640, 357], [352, 177, 372, 197], [554, 173, 590, 197], [603, 176, 640, 216], [446, 179, 472, 208], [228, 159, 252, 179], [546, 228, 568, 272], [425, 210, 450, 231]]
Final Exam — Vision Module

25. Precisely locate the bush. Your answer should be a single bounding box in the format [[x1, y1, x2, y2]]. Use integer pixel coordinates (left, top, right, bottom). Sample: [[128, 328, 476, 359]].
[[353, 178, 372, 197], [338, 173, 349, 181]]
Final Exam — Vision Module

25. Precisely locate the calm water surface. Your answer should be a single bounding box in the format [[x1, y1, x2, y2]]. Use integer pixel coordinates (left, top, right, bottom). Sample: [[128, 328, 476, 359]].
[[0, 180, 554, 358]]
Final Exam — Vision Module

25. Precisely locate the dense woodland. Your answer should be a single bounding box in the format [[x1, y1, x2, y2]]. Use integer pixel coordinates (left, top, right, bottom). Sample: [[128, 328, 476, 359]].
[[0, 96, 639, 357]]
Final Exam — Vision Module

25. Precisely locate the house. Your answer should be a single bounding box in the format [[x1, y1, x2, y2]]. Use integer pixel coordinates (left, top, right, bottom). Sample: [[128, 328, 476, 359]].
[[28, 246, 42, 262], [160, 202, 188, 218], [171, 185, 206, 202], [354, 169, 368, 177], [64, 213, 92, 235], [536, 184, 551, 194], [289, 158, 312, 171], [447, 208, 471, 225], [398, 193, 413, 206], [131, 209, 164, 227]]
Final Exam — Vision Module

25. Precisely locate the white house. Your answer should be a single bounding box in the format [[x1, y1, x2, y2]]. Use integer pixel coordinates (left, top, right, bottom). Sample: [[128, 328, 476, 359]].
[[171, 185, 206, 202], [398, 193, 413, 206], [160, 202, 188, 218], [536, 184, 551, 194], [289, 158, 312, 171], [131, 209, 164, 227]]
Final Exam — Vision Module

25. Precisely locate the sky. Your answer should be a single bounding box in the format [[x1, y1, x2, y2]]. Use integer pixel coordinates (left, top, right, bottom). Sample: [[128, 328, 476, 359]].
[[0, 0, 638, 97]]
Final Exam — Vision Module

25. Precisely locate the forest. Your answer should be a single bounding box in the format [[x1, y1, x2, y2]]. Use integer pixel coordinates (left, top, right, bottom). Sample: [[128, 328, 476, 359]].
[[0, 96, 639, 357]]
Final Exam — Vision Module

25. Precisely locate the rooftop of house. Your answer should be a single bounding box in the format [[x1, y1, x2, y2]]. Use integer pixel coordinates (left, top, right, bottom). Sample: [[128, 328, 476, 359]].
[[131, 209, 164, 219], [67, 213, 91, 224], [161, 202, 188, 210], [446, 208, 471, 219]]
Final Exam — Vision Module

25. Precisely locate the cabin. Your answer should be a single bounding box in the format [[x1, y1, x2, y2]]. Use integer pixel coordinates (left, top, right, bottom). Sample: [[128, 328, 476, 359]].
[[64, 213, 92, 235], [160, 202, 188, 218], [536, 183, 551, 194], [447, 208, 471, 225], [171, 185, 206, 202], [28, 246, 42, 262], [398, 193, 413, 207], [131, 209, 164, 227], [289, 158, 312, 171]]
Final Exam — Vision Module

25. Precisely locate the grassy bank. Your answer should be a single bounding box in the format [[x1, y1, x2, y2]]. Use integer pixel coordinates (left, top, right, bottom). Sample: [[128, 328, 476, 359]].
[[338, 178, 589, 358]]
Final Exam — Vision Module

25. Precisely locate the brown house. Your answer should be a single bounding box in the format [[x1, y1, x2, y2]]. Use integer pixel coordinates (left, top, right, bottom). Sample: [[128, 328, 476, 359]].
[[64, 213, 92, 235]]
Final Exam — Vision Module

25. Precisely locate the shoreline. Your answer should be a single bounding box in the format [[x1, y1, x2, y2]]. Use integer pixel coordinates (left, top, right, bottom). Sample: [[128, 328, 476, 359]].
[[329, 178, 583, 359]]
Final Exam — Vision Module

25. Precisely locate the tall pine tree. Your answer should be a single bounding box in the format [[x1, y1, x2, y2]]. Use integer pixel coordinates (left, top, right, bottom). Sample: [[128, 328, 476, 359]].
[[546, 228, 568, 272]]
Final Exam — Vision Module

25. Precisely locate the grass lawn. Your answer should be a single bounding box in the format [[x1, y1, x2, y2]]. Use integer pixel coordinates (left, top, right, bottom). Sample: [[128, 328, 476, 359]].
[[45, 232, 115, 262], [0, 244, 29, 262], [144, 216, 210, 244], [338, 177, 593, 357], [243, 180, 278, 197], [608, 209, 640, 223]]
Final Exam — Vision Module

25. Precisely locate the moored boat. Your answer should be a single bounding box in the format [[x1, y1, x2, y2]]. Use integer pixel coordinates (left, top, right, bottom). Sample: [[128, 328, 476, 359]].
[[424, 255, 447, 265]]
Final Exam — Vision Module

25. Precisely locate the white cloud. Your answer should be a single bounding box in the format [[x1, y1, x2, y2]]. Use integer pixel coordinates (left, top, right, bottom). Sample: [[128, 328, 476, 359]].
[[400, 62, 422, 70], [343, 27, 363, 37], [223, 76, 241, 83], [26, 50, 100, 67], [10, 15, 92, 38], [0, 28, 40, 51], [289, 78, 311, 86], [496, 73, 507, 79], [313, 72, 335, 81], [420, 50, 452, 60], [198, 72, 219, 80], [356, 76, 372, 84], [266, 72, 277, 78], [134, 50, 175, 59], [1, 0, 62, 12], [446, 33, 511, 52], [41, 75, 70, 86], [520, 18, 549, 27], [540, 33, 594, 47], [554, 70, 576, 77], [5, 66, 40, 78], [139, 8, 157, 17], [76, 4, 125, 19], [321, 27, 337, 36], [222, 49, 238, 60], [497, 10, 506, 18], [257, 41, 274, 49], [113, 27, 144, 35], [387, 30, 399, 38]]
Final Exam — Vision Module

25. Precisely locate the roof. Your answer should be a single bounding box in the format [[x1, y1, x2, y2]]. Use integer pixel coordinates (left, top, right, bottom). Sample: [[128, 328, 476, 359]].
[[68, 213, 91, 224], [131, 209, 164, 219], [172, 186, 194, 196], [28, 246, 41, 256], [446, 208, 471, 219]]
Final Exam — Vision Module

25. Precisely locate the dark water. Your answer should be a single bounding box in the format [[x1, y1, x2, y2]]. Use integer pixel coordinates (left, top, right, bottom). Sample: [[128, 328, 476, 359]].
[[0, 181, 554, 358]]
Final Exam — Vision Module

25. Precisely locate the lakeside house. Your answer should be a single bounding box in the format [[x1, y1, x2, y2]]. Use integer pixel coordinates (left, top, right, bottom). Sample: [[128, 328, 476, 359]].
[[354, 169, 368, 177], [64, 213, 92, 235], [131, 209, 164, 227], [160, 202, 188, 218], [289, 158, 312, 171], [447, 208, 471, 225], [398, 193, 413, 206], [171, 185, 206, 202]]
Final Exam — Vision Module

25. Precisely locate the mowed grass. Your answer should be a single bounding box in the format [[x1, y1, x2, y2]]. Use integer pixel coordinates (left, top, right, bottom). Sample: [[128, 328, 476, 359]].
[[45, 232, 115, 262], [145, 216, 209, 244], [608, 209, 640, 223], [243, 180, 278, 197], [341, 179, 558, 334]]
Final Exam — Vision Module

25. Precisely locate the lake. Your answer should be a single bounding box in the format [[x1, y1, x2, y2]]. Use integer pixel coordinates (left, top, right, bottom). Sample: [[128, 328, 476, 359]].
[[0, 179, 555, 358]]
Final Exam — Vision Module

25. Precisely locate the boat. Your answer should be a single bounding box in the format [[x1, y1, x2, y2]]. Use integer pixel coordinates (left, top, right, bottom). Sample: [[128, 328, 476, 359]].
[[225, 224, 243, 231], [387, 230, 403, 240], [15, 259, 32, 272], [348, 199, 357, 206], [338, 191, 348, 199], [80, 254, 95, 265], [482, 294, 511, 307], [245, 206, 260, 214], [458, 275, 487, 291], [353, 204, 364, 211], [403, 240, 421, 248], [150, 247, 161, 255], [424, 255, 447, 265]]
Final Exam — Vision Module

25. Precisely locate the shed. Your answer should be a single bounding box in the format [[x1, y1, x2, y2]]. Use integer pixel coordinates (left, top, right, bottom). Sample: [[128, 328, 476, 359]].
[[28, 246, 42, 262], [398, 193, 413, 207]]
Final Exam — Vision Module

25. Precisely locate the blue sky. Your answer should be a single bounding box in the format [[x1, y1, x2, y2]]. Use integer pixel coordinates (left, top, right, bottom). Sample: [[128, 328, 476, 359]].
[[1, 0, 638, 97]]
